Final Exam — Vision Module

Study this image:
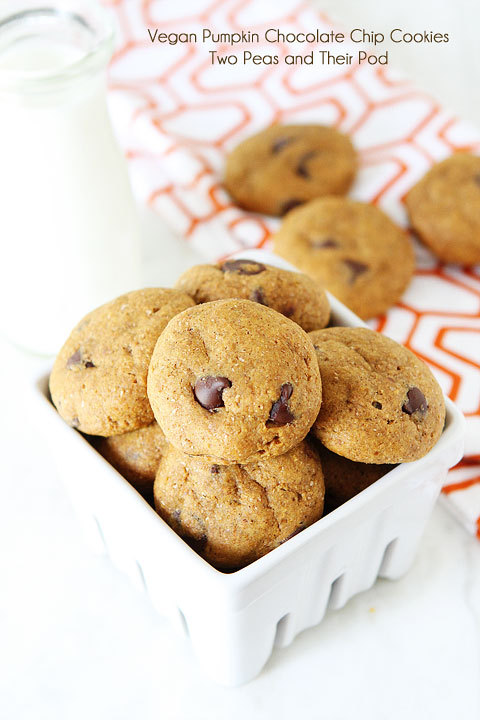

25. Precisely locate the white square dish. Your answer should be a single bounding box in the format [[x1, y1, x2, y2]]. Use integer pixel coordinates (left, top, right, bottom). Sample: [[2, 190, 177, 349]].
[[31, 250, 465, 686]]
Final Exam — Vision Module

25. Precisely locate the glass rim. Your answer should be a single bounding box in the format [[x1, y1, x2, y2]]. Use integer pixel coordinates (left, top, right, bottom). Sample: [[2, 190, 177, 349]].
[[0, 0, 115, 92]]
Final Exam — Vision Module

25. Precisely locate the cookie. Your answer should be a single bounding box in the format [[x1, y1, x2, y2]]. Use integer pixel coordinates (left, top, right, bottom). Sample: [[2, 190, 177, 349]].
[[308, 327, 445, 464], [147, 299, 322, 464], [94, 422, 167, 499], [50, 288, 195, 436], [273, 197, 415, 320], [224, 124, 357, 216], [154, 441, 325, 570], [405, 153, 480, 264], [312, 440, 394, 514], [175, 258, 330, 332]]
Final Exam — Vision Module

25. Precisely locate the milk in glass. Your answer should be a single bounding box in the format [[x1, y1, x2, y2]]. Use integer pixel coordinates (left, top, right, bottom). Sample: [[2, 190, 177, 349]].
[[0, 0, 142, 355]]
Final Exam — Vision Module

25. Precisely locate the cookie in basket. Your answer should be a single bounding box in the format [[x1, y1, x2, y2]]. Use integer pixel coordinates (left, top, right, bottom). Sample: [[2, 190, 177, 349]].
[[405, 153, 480, 264], [311, 440, 395, 513], [94, 422, 167, 500], [50, 288, 195, 436], [154, 441, 325, 570], [147, 299, 322, 464], [224, 124, 357, 216], [175, 258, 330, 332], [273, 197, 415, 320], [308, 327, 445, 464]]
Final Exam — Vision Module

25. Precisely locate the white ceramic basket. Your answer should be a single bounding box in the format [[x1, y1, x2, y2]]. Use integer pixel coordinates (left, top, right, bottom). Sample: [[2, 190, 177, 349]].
[[31, 250, 465, 686]]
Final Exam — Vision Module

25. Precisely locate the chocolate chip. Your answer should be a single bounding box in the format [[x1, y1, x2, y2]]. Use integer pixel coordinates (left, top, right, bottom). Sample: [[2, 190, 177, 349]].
[[311, 237, 340, 249], [221, 259, 266, 275], [280, 198, 303, 215], [271, 136, 295, 154], [283, 304, 295, 317], [344, 259, 369, 283], [402, 387, 428, 417], [210, 465, 220, 474], [372, 401, 383, 409], [194, 376, 232, 411], [250, 287, 267, 305], [66, 349, 95, 370], [66, 349, 82, 369], [70, 416, 80, 428], [268, 383, 294, 426], [296, 150, 317, 179], [172, 509, 181, 523]]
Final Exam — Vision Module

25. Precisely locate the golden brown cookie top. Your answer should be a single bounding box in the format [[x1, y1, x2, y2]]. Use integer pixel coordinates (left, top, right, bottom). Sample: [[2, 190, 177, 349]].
[[147, 299, 322, 464], [154, 441, 325, 570], [49, 288, 195, 436], [175, 258, 330, 332], [224, 124, 357, 216], [308, 327, 445, 464], [273, 197, 415, 320], [405, 153, 480, 265]]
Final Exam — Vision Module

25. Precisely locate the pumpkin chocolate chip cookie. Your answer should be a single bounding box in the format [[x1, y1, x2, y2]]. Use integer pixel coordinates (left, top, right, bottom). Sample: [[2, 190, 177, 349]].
[[311, 440, 395, 513], [147, 299, 322, 464], [273, 197, 415, 320], [175, 258, 330, 331], [308, 327, 445, 464], [224, 124, 357, 216], [154, 441, 325, 570], [49, 288, 195, 436], [405, 153, 480, 265]]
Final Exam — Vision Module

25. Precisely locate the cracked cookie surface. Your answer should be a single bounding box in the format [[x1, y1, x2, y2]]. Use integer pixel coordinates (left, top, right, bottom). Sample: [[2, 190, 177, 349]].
[[154, 441, 325, 569], [273, 197, 415, 320], [405, 153, 480, 264], [147, 299, 322, 464], [308, 327, 445, 463], [94, 422, 167, 499], [175, 258, 330, 331], [224, 124, 357, 216], [50, 288, 195, 436]]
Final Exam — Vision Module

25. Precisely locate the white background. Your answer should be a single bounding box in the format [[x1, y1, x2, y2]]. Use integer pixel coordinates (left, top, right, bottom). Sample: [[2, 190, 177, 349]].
[[2, 1, 480, 718]]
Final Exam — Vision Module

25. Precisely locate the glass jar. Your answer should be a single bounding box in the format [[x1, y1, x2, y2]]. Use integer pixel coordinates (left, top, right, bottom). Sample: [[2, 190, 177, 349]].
[[0, 0, 142, 355]]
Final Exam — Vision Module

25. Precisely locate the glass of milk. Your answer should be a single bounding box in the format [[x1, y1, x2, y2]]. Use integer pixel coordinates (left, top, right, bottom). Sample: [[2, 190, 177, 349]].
[[0, 0, 142, 355]]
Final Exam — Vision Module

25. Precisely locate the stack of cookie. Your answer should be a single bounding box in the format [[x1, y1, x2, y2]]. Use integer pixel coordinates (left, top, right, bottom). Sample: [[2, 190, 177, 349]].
[[49, 261, 329, 569], [49, 259, 446, 571]]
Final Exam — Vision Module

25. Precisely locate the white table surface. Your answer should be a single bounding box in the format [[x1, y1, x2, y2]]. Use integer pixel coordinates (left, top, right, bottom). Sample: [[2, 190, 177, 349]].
[[2, 0, 480, 718]]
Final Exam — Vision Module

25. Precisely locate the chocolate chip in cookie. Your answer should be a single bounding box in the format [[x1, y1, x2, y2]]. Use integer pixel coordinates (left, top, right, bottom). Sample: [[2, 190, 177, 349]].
[[194, 376, 232, 412], [268, 383, 294, 426], [221, 259, 266, 275]]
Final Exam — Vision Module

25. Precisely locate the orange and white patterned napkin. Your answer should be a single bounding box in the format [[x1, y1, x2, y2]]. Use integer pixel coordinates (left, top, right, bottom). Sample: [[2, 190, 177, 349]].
[[104, 0, 480, 538]]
